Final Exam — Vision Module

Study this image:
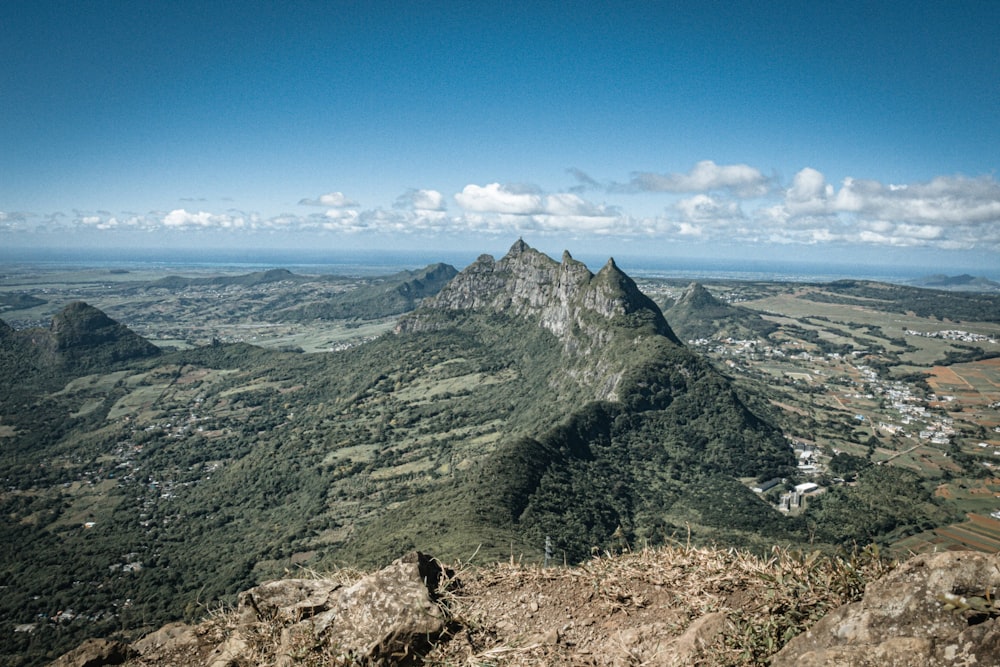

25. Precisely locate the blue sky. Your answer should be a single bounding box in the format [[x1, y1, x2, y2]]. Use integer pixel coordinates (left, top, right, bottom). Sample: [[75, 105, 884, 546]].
[[2, 1, 998, 274]]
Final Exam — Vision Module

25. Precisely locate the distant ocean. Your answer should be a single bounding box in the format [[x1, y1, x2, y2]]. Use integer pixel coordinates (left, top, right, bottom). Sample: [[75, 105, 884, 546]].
[[0, 246, 991, 285]]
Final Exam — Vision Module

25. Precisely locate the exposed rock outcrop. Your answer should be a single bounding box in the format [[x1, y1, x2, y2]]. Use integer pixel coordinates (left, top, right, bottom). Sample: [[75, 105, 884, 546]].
[[61, 552, 452, 667], [48, 638, 133, 667], [236, 551, 448, 665], [772, 550, 1000, 666], [396, 240, 680, 401], [398, 240, 678, 344], [57, 548, 1000, 667]]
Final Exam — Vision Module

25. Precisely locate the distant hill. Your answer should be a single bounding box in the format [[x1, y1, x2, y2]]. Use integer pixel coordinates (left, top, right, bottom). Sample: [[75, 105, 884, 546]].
[[909, 273, 1000, 292], [277, 262, 458, 321], [139, 264, 459, 322], [0, 292, 46, 312], [805, 280, 1000, 322], [0, 301, 159, 378], [146, 267, 302, 290], [664, 281, 778, 341]]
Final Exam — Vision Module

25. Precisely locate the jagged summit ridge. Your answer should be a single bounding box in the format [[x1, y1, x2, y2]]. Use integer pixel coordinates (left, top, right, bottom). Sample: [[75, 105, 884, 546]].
[[398, 240, 680, 345], [396, 241, 681, 402]]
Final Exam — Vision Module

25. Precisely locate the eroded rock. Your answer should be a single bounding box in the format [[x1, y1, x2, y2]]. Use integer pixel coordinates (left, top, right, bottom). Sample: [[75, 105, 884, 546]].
[[234, 551, 449, 665], [48, 638, 132, 667], [772, 551, 1000, 666]]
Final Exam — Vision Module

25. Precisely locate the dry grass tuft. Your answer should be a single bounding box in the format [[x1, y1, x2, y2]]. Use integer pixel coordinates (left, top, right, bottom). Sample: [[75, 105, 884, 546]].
[[423, 543, 894, 666]]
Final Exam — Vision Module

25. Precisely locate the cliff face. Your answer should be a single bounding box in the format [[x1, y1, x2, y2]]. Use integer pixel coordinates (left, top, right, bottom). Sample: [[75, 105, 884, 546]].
[[402, 240, 678, 342], [397, 241, 681, 401]]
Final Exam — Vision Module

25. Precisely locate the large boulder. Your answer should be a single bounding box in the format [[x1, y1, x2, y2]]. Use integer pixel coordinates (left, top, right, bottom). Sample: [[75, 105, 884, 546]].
[[48, 638, 132, 667], [50, 552, 450, 667], [232, 551, 449, 665], [772, 550, 1000, 666]]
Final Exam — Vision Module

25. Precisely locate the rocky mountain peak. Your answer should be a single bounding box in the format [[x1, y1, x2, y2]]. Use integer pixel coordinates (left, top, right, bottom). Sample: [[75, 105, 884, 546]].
[[396, 241, 680, 401], [678, 282, 722, 309], [509, 237, 531, 255], [399, 240, 679, 344]]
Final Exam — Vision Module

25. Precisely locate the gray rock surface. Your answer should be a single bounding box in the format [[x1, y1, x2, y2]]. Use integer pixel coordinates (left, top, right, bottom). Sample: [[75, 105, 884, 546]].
[[397, 240, 680, 401], [48, 638, 133, 667], [50, 552, 449, 667], [233, 551, 447, 665], [772, 550, 1000, 666]]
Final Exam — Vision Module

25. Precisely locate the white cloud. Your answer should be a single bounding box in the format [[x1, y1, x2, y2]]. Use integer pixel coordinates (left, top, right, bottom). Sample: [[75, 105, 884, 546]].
[[454, 183, 545, 215], [675, 194, 744, 222], [676, 222, 704, 237], [298, 192, 359, 207], [323, 208, 360, 221], [451, 183, 628, 235], [161, 209, 249, 229], [6, 168, 998, 255], [394, 188, 447, 211], [543, 192, 605, 217], [0, 211, 30, 231], [835, 174, 1000, 223], [785, 167, 835, 215], [628, 160, 771, 197], [758, 170, 1000, 249]]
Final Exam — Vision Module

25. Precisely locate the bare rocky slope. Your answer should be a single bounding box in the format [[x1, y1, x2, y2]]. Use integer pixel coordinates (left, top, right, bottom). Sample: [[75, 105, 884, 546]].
[[398, 239, 679, 402]]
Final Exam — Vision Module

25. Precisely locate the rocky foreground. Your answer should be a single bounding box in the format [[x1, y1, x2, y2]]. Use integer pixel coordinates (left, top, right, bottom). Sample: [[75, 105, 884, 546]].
[[50, 546, 1000, 666]]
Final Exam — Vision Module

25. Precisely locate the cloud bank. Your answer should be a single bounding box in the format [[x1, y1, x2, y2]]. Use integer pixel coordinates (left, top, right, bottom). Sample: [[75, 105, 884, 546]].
[[4, 164, 999, 253]]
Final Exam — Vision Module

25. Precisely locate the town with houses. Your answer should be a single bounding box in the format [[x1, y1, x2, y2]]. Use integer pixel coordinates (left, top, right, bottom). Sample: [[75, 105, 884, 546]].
[[687, 322, 999, 516]]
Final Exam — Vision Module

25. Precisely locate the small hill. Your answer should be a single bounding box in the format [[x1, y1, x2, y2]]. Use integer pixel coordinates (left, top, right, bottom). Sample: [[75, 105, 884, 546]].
[[665, 281, 778, 342], [0, 292, 46, 312], [0, 301, 159, 377], [280, 262, 458, 321], [49, 301, 161, 370], [911, 273, 1000, 292]]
